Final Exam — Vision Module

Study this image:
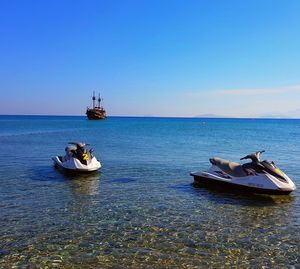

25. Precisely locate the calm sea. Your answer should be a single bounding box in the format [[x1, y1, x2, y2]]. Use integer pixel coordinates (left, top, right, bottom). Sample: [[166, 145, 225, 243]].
[[0, 116, 299, 268]]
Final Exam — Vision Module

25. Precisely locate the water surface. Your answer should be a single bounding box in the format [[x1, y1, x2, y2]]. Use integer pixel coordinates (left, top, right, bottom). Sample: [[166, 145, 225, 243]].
[[0, 116, 299, 268]]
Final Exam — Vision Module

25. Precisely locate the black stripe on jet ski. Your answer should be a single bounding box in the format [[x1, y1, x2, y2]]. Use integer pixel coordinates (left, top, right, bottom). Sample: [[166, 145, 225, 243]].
[[191, 175, 292, 195]]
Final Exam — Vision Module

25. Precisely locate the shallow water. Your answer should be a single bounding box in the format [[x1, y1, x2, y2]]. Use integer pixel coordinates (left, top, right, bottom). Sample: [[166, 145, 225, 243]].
[[0, 116, 299, 268]]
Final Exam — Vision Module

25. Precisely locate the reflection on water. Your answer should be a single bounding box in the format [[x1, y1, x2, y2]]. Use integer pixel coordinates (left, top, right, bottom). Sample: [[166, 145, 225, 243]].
[[30, 164, 101, 196], [191, 182, 295, 206], [63, 171, 101, 196]]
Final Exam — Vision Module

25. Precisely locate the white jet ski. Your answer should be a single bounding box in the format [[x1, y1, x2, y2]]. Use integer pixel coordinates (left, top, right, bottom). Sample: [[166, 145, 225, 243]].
[[190, 151, 296, 195], [52, 142, 101, 173]]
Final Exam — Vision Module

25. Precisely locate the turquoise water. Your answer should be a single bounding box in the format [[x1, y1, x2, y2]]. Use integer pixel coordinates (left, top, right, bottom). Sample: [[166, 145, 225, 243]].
[[0, 116, 299, 268]]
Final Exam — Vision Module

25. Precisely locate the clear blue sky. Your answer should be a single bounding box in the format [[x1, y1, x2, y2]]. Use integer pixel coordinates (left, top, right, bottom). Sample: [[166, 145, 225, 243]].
[[1, 0, 300, 117]]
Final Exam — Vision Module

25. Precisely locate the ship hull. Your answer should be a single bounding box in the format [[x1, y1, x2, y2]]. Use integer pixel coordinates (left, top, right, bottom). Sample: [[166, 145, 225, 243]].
[[86, 109, 107, 120]]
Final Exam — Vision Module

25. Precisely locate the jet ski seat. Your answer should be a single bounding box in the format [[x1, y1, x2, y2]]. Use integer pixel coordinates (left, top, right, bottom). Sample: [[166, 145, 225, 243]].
[[65, 145, 77, 158], [210, 157, 247, 177], [65, 145, 77, 152]]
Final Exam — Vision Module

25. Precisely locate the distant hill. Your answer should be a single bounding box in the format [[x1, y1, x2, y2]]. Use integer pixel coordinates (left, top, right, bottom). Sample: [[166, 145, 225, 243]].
[[194, 109, 300, 119], [258, 109, 300, 119], [258, 114, 291, 119], [194, 114, 224, 118]]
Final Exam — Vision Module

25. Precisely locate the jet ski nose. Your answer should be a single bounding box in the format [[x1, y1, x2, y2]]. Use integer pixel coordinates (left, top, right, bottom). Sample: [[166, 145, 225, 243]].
[[279, 186, 296, 193], [209, 158, 217, 165]]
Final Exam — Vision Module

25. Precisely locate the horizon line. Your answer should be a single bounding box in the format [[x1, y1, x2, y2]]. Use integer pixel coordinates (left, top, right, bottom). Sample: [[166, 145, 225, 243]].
[[0, 114, 300, 120]]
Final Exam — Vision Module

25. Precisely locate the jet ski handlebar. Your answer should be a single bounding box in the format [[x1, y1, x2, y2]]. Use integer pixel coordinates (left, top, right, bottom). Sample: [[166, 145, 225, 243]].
[[240, 150, 265, 162]]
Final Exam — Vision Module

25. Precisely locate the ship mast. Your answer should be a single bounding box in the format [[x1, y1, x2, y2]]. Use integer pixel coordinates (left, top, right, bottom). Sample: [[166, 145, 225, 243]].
[[98, 93, 101, 108], [92, 91, 96, 109]]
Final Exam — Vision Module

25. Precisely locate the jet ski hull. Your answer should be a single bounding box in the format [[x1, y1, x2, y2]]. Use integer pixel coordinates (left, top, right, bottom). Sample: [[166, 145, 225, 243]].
[[191, 173, 293, 195], [52, 156, 101, 173]]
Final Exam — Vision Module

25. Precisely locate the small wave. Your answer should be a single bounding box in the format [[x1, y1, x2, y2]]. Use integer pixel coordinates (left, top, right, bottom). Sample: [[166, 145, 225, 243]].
[[0, 128, 90, 138]]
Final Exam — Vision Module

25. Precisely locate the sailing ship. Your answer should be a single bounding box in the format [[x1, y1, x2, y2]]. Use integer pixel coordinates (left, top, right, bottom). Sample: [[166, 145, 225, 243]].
[[86, 92, 107, 120]]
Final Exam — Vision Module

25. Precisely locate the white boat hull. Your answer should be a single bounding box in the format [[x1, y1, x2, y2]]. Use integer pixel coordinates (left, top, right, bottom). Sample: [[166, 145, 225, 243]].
[[52, 156, 101, 172], [191, 165, 296, 195]]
